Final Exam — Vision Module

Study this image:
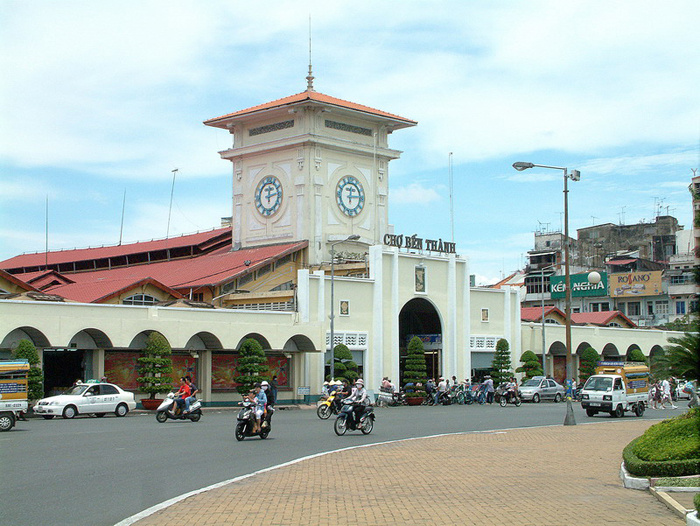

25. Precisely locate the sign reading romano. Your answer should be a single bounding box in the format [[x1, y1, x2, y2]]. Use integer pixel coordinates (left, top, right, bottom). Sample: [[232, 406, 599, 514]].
[[383, 234, 456, 254], [550, 272, 608, 299], [609, 271, 663, 297]]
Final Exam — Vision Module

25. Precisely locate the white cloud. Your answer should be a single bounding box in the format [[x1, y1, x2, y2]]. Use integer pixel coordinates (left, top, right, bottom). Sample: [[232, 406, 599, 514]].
[[391, 183, 443, 205]]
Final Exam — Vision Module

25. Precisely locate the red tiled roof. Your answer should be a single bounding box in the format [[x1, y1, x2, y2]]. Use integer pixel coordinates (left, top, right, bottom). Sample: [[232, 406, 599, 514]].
[[47, 277, 184, 304], [204, 90, 417, 127], [0, 228, 230, 270], [0, 269, 38, 292], [606, 259, 637, 266], [41, 241, 307, 303], [571, 311, 636, 328], [521, 306, 564, 322]]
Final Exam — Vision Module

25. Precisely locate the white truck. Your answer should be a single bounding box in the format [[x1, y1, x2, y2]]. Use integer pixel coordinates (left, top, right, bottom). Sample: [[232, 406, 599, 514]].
[[0, 360, 30, 431], [580, 361, 649, 418]]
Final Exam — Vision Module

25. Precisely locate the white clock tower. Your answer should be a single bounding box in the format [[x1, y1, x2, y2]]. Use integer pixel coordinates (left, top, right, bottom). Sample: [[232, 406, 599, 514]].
[[204, 79, 416, 265]]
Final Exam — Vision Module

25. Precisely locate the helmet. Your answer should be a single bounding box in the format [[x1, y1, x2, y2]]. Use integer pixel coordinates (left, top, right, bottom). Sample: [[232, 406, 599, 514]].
[[356, 379, 364, 387], [261, 380, 269, 386]]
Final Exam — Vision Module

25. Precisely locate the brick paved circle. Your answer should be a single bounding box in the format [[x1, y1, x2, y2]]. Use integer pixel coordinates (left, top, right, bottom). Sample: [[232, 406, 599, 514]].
[[133, 420, 682, 526]]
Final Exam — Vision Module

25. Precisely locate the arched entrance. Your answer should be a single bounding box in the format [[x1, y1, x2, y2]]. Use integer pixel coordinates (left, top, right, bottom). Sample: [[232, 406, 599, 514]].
[[399, 298, 442, 384]]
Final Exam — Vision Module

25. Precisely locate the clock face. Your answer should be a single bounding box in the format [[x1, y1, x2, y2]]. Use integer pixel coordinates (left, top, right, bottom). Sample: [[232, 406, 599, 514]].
[[336, 176, 365, 217], [255, 176, 283, 217]]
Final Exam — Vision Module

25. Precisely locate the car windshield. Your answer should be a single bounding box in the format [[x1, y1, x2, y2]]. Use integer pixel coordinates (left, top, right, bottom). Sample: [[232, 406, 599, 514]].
[[64, 385, 89, 396], [522, 379, 541, 387], [583, 377, 612, 391]]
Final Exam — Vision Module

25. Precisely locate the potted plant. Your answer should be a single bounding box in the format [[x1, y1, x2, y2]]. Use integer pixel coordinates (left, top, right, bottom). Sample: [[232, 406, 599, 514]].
[[327, 343, 358, 383], [233, 338, 268, 396], [136, 332, 173, 410], [515, 350, 543, 379], [403, 336, 428, 405], [12, 339, 44, 417], [490, 338, 512, 387]]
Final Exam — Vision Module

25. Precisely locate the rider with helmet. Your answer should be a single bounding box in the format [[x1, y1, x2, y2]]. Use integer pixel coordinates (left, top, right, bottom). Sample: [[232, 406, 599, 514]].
[[345, 378, 369, 427]]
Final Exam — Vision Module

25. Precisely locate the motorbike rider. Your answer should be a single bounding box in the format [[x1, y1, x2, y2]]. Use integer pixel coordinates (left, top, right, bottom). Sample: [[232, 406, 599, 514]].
[[184, 375, 198, 414], [252, 383, 267, 434], [344, 378, 369, 427], [173, 377, 191, 415], [505, 377, 518, 403], [436, 377, 448, 404], [261, 380, 274, 406]]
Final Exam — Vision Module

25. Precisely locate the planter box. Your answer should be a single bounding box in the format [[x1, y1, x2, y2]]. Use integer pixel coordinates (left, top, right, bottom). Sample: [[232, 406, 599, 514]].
[[140, 399, 163, 411], [406, 396, 424, 406]]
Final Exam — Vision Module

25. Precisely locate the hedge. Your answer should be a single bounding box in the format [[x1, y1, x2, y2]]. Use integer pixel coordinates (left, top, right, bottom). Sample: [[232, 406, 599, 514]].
[[623, 437, 700, 477], [695, 492, 700, 513]]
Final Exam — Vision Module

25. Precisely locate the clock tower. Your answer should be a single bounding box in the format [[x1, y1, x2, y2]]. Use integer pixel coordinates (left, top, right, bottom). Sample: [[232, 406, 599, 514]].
[[204, 82, 416, 265]]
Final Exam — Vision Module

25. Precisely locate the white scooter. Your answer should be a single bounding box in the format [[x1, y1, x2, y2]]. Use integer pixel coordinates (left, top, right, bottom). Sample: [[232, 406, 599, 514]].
[[155, 392, 202, 423]]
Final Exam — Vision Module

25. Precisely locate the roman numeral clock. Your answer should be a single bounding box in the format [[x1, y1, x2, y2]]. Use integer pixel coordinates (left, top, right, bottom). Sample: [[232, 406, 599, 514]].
[[336, 176, 365, 217]]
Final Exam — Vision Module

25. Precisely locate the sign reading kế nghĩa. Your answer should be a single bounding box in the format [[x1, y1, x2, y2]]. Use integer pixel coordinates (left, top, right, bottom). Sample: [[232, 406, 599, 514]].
[[383, 234, 456, 254], [550, 272, 608, 299]]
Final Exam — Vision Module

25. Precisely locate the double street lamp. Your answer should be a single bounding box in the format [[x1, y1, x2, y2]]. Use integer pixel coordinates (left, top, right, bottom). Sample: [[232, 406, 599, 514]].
[[329, 234, 360, 380], [513, 162, 580, 425]]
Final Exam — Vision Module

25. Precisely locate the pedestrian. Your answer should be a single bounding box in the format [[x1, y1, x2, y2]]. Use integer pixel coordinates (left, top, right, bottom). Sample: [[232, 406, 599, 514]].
[[436, 377, 448, 404], [661, 378, 677, 409], [684, 380, 698, 409], [484, 376, 495, 404], [270, 375, 279, 405], [648, 382, 658, 410]]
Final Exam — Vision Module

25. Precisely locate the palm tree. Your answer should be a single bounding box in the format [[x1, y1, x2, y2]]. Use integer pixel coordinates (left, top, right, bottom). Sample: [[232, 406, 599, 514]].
[[656, 325, 700, 381]]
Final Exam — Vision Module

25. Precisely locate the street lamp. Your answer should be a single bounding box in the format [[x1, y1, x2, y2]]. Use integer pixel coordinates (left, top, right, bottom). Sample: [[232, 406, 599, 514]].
[[329, 234, 361, 380], [513, 162, 580, 425]]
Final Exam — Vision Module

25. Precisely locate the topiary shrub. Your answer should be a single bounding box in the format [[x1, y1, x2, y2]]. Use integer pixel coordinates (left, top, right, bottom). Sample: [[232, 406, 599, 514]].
[[328, 344, 358, 383], [627, 348, 647, 365], [694, 492, 700, 513], [490, 338, 512, 386], [233, 338, 269, 396], [578, 347, 600, 384], [623, 408, 700, 477], [136, 332, 173, 399], [12, 339, 43, 401], [403, 336, 428, 398], [516, 350, 543, 379]]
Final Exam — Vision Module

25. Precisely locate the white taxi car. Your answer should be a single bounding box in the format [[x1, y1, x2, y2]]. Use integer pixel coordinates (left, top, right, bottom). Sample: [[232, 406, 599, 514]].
[[34, 382, 136, 419]]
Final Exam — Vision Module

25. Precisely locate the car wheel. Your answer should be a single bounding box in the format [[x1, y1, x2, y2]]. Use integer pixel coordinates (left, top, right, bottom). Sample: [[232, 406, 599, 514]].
[[614, 405, 624, 418], [156, 411, 168, 423], [634, 402, 645, 417], [62, 405, 77, 419], [235, 422, 246, 441], [554, 393, 562, 403], [42, 415, 55, 420], [0, 413, 15, 431], [95, 413, 106, 418], [114, 403, 128, 417], [586, 409, 597, 417], [532, 393, 540, 404]]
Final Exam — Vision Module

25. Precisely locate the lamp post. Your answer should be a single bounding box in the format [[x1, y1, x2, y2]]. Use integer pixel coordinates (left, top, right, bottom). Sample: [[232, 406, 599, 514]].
[[329, 234, 360, 380], [514, 162, 580, 425]]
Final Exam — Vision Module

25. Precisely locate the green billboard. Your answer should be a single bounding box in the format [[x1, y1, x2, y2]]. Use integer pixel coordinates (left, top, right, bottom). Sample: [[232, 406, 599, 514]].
[[550, 272, 607, 299]]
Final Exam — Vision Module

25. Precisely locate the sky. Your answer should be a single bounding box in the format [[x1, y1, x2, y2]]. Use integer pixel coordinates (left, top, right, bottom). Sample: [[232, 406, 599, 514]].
[[1, 1, 698, 285]]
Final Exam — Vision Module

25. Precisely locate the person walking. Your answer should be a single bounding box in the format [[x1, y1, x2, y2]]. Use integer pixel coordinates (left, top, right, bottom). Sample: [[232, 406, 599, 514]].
[[661, 378, 677, 409], [484, 376, 495, 404]]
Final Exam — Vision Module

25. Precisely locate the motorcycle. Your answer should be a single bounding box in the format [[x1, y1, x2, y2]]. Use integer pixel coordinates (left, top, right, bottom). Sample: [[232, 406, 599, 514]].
[[317, 391, 343, 419], [155, 392, 202, 423], [235, 400, 274, 440], [495, 386, 522, 407], [334, 400, 375, 436]]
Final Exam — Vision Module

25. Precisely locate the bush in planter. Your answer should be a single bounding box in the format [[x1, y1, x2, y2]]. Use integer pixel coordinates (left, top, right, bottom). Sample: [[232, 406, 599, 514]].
[[12, 339, 44, 401], [578, 347, 599, 384], [515, 350, 543, 379], [627, 348, 647, 365], [403, 336, 428, 398], [327, 344, 358, 383], [623, 408, 700, 477], [136, 332, 173, 399], [233, 338, 268, 396], [490, 338, 512, 386]]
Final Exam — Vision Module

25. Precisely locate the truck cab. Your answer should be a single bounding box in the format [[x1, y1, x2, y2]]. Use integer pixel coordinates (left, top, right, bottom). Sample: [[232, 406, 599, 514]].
[[580, 361, 648, 418], [0, 360, 30, 431]]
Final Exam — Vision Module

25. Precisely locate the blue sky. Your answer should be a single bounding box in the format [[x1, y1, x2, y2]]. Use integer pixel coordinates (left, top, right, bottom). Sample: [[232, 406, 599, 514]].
[[1, 1, 698, 284]]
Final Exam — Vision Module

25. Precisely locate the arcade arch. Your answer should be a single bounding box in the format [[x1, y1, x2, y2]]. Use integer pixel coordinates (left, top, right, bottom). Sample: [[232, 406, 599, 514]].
[[602, 343, 620, 359], [399, 298, 442, 383], [237, 333, 271, 351]]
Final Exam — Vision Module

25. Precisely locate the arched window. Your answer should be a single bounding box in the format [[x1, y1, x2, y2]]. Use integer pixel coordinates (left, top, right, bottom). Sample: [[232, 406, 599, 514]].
[[123, 294, 159, 306]]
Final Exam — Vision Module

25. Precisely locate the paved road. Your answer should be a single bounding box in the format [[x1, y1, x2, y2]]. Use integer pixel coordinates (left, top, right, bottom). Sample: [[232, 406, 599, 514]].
[[0, 402, 679, 526]]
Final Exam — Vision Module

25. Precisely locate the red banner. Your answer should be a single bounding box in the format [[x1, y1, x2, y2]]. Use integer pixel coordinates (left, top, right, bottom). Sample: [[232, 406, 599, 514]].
[[212, 354, 290, 390]]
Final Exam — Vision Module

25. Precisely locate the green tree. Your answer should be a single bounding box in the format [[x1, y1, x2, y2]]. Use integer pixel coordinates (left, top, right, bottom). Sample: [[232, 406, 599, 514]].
[[328, 343, 358, 382], [233, 338, 269, 396], [136, 332, 173, 399], [12, 339, 43, 401], [655, 324, 700, 381], [515, 350, 543, 379], [403, 336, 428, 398], [627, 348, 647, 364], [578, 347, 600, 383], [490, 338, 512, 386]]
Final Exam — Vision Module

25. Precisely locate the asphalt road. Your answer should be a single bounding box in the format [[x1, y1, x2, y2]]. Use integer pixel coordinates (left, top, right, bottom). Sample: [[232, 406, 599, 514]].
[[0, 401, 676, 526]]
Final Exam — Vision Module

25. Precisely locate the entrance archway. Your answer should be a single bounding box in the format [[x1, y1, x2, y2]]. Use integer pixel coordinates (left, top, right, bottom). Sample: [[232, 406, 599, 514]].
[[399, 298, 442, 384]]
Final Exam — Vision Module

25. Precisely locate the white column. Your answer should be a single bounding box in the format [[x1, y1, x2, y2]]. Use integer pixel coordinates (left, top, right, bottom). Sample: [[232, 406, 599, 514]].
[[297, 269, 310, 324], [391, 247, 400, 384], [448, 254, 458, 378], [503, 286, 513, 367], [514, 287, 522, 374], [462, 257, 472, 381], [370, 245, 384, 390]]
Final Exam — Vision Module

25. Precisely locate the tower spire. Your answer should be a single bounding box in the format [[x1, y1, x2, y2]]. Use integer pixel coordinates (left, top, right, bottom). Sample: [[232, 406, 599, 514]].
[[306, 15, 314, 91]]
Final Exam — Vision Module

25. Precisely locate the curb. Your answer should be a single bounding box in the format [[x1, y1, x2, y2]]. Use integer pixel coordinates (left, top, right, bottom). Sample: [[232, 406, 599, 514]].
[[650, 487, 691, 519], [687, 511, 700, 526], [619, 462, 649, 490]]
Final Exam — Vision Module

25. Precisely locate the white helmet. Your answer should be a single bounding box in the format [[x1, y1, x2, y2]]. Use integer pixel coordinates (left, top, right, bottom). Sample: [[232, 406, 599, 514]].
[[355, 379, 364, 387]]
